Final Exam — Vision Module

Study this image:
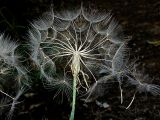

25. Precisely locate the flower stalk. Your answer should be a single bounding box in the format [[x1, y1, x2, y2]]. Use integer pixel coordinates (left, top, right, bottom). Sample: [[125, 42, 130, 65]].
[[69, 74, 77, 120], [70, 51, 81, 120]]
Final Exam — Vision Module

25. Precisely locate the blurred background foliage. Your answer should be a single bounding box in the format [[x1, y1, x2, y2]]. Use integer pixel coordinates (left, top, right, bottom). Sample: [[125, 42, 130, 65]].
[[0, 0, 160, 120]]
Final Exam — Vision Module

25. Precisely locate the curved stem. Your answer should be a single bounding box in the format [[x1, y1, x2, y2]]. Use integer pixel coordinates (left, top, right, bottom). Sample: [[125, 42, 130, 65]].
[[69, 75, 77, 120]]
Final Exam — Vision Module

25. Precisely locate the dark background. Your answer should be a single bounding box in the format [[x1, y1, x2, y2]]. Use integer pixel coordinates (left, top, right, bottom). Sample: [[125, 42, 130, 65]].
[[0, 0, 160, 120]]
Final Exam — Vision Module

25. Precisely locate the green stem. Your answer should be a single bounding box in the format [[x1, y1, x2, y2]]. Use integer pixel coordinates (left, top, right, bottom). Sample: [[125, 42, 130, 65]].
[[69, 75, 77, 120]]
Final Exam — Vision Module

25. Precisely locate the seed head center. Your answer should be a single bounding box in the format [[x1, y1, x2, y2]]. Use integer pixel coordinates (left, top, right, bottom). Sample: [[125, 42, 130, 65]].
[[73, 51, 81, 57]]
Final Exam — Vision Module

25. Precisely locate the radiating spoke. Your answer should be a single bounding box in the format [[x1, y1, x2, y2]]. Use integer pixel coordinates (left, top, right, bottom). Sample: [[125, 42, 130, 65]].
[[51, 27, 75, 50], [82, 36, 108, 53], [78, 23, 92, 50], [80, 33, 98, 51], [64, 56, 73, 77], [80, 57, 97, 82], [0, 90, 14, 100]]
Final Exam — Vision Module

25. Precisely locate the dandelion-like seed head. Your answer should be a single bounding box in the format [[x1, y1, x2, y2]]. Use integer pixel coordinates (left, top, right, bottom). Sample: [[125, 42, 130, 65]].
[[29, 5, 127, 91], [0, 34, 29, 119], [127, 69, 160, 96]]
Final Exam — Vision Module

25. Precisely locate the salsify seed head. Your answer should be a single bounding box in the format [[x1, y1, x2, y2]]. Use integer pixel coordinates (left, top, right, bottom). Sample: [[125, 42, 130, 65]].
[[29, 5, 128, 89]]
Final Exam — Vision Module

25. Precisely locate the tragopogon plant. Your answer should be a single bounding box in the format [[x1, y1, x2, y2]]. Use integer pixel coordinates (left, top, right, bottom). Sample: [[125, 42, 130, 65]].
[[28, 5, 160, 120], [0, 34, 28, 119], [28, 6, 126, 119]]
